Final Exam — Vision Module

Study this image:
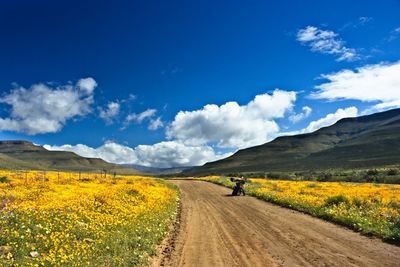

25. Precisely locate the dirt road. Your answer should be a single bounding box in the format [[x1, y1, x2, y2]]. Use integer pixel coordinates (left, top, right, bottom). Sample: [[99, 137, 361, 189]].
[[155, 180, 400, 267]]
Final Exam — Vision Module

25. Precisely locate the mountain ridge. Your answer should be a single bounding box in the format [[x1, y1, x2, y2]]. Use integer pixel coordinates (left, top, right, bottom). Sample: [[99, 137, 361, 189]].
[[0, 141, 138, 174], [187, 108, 400, 175]]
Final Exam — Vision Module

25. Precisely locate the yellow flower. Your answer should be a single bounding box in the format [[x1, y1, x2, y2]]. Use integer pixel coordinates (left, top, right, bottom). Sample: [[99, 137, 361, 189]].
[[0, 170, 178, 266]]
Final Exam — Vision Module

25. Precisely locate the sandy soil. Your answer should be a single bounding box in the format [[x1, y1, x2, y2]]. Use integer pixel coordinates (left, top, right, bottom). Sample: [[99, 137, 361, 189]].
[[153, 180, 400, 267]]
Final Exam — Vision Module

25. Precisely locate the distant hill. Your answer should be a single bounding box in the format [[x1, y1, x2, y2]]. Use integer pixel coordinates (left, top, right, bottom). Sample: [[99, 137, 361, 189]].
[[187, 108, 400, 175], [0, 141, 138, 174], [122, 164, 193, 175]]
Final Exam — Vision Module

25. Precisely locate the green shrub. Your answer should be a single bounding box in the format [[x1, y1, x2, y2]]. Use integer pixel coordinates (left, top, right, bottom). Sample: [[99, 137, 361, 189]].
[[271, 183, 283, 192], [352, 197, 364, 207], [317, 173, 333, 182], [0, 176, 9, 183], [306, 183, 319, 188], [367, 169, 379, 176], [267, 172, 283, 179], [387, 169, 399, 176], [389, 200, 400, 209], [364, 175, 377, 183], [325, 194, 349, 206]]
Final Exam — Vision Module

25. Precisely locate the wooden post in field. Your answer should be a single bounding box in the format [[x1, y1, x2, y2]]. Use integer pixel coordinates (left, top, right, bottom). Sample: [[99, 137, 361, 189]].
[[57, 171, 60, 183], [79, 171, 81, 181]]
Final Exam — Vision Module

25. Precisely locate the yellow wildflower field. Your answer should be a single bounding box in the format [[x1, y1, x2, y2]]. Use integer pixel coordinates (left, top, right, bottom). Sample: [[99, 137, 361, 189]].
[[201, 176, 400, 241], [0, 170, 179, 266]]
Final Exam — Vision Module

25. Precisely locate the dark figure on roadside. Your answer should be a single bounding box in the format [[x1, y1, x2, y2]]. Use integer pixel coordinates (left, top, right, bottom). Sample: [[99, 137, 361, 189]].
[[230, 177, 247, 196]]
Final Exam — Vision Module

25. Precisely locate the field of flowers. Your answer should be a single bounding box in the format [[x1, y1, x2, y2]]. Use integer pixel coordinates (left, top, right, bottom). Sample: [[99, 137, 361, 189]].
[[0, 170, 179, 266], [201, 176, 400, 242]]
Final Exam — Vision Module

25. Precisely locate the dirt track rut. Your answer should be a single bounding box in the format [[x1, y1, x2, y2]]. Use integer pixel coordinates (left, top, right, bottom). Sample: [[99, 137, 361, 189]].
[[155, 180, 400, 267]]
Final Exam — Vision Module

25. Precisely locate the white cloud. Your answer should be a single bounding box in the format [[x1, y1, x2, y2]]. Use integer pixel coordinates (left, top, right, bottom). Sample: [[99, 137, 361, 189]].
[[44, 141, 231, 168], [342, 17, 373, 30], [0, 78, 96, 135], [43, 105, 358, 168], [77, 77, 97, 95], [166, 89, 296, 148], [99, 102, 120, 124], [125, 109, 157, 124], [289, 106, 312, 123], [297, 26, 359, 61], [283, 106, 358, 137], [301, 107, 358, 134], [358, 16, 372, 25], [123, 108, 162, 130], [148, 117, 164, 130], [387, 27, 400, 42], [44, 142, 138, 165], [133, 141, 231, 168], [312, 61, 400, 111]]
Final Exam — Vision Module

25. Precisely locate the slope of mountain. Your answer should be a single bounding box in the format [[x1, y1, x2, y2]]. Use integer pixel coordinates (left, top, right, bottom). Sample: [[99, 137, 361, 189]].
[[0, 141, 138, 174], [122, 164, 194, 175], [188, 108, 400, 175]]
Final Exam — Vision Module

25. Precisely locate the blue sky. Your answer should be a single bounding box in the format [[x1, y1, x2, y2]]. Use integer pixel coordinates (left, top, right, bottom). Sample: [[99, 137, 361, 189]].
[[1, 0, 400, 167]]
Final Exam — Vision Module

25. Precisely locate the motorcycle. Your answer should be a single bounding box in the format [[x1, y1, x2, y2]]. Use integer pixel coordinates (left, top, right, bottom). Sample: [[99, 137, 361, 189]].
[[230, 177, 246, 196]]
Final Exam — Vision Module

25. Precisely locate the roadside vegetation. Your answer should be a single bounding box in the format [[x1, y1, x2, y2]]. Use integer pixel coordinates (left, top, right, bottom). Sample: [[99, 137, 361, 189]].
[[217, 166, 400, 184], [0, 170, 179, 266], [201, 176, 400, 242]]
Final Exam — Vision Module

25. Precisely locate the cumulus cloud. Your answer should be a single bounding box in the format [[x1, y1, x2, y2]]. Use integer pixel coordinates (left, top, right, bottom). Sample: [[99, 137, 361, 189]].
[[99, 102, 120, 124], [166, 89, 297, 148], [289, 106, 312, 123], [297, 26, 359, 61], [44, 142, 137, 165], [312, 61, 400, 111], [44, 141, 231, 168], [0, 78, 97, 135], [77, 77, 97, 95], [44, 105, 358, 168], [148, 117, 164, 130], [123, 108, 163, 130], [133, 141, 231, 168]]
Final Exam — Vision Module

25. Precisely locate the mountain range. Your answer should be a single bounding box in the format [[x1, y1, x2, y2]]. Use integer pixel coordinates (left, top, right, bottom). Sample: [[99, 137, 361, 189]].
[[187, 108, 400, 175], [0, 141, 137, 174], [1, 108, 400, 176]]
